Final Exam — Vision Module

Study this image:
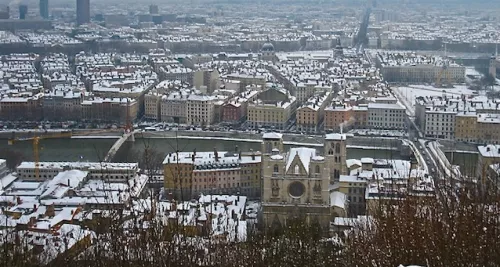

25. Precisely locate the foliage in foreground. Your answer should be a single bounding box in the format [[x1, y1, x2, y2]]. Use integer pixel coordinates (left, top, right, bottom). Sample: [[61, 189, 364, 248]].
[[1, 186, 500, 267]]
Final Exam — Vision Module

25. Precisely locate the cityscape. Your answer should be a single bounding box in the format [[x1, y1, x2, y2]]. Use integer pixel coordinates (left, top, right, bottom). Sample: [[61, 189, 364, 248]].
[[0, 0, 499, 266]]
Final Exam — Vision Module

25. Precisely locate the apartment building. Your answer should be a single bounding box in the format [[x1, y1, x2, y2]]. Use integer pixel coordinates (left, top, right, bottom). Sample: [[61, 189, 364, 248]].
[[352, 105, 368, 128], [186, 94, 216, 126], [161, 91, 189, 124], [247, 87, 297, 130], [417, 96, 500, 143], [16, 162, 138, 182], [163, 149, 262, 199], [226, 73, 266, 93], [477, 145, 500, 183], [367, 102, 406, 130], [424, 108, 456, 139], [376, 52, 465, 84], [144, 91, 161, 121], [0, 94, 43, 121], [455, 112, 478, 143], [455, 113, 500, 144], [295, 82, 318, 103], [338, 174, 367, 217], [43, 90, 83, 121], [193, 69, 220, 94], [324, 104, 353, 131], [296, 91, 332, 132], [80, 98, 138, 123], [158, 65, 193, 84], [221, 90, 259, 123]]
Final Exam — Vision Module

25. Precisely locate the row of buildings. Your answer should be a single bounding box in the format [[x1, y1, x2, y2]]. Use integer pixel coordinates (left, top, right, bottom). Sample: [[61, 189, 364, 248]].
[[0, 91, 138, 123], [0, 160, 248, 263], [415, 95, 500, 143], [162, 131, 433, 231], [375, 52, 466, 84]]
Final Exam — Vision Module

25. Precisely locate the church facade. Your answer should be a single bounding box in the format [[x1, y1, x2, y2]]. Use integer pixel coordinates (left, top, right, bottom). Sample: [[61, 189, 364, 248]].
[[261, 133, 346, 232]]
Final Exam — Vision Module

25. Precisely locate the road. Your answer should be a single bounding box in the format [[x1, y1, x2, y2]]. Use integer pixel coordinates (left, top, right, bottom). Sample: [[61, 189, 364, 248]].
[[391, 81, 453, 199]]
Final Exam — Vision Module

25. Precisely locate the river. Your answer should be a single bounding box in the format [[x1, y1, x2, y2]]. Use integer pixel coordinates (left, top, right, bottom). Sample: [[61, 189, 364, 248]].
[[0, 137, 404, 163]]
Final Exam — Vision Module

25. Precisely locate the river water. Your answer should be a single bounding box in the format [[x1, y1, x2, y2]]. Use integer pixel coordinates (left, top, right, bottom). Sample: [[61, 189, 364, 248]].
[[0, 138, 404, 163]]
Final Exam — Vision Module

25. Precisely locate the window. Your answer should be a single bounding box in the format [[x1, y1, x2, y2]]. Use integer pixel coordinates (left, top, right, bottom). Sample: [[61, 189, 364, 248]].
[[273, 164, 279, 173], [294, 165, 300, 174], [315, 165, 320, 174]]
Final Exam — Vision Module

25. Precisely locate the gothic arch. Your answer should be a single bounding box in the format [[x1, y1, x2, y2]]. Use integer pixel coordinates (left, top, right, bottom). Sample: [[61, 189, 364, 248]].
[[335, 143, 341, 154], [315, 165, 320, 174], [273, 164, 279, 173], [294, 164, 300, 174]]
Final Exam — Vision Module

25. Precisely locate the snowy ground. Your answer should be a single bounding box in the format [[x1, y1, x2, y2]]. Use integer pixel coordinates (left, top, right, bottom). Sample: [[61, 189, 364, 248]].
[[393, 84, 479, 116], [348, 129, 408, 138]]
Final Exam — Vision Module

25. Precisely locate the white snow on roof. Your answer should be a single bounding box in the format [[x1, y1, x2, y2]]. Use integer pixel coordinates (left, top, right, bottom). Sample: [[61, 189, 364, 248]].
[[270, 154, 284, 160], [346, 159, 361, 168], [263, 132, 283, 139], [330, 191, 346, 208], [286, 147, 317, 174], [478, 144, 500, 158], [325, 133, 347, 141], [361, 157, 374, 164]]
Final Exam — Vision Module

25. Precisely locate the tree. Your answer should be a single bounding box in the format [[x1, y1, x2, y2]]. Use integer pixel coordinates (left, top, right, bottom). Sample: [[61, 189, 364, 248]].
[[0, 148, 25, 171]]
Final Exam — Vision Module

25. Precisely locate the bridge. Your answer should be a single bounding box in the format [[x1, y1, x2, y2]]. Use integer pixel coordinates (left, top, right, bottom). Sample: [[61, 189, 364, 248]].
[[103, 130, 136, 162]]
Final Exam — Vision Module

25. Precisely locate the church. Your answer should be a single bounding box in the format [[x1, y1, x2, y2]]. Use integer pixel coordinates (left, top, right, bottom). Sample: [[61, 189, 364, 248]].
[[261, 132, 348, 232]]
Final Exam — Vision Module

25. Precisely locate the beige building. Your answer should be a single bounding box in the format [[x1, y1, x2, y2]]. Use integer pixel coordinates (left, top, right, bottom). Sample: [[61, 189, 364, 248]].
[[163, 149, 262, 199], [295, 82, 318, 103], [226, 74, 267, 93], [324, 133, 348, 182], [186, 94, 216, 126], [477, 145, 500, 183], [144, 91, 161, 121], [376, 52, 465, 84], [296, 91, 332, 133], [247, 86, 297, 130], [193, 69, 220, 94], [261, 133, 332, 232], [161, 91, 189, 123]]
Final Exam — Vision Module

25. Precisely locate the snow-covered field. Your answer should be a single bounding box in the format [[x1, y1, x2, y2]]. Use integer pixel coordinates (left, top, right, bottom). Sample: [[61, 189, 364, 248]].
[[393, 84, 479, 115]]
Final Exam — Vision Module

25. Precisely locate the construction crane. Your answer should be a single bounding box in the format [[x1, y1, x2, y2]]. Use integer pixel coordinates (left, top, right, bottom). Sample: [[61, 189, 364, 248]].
[[8, 131, 72, 179], [436, 63, 453, 88], [435, 42, 453, 88]]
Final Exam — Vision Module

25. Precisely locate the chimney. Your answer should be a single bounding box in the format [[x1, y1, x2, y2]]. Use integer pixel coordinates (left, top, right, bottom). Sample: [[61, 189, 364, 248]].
[[29, 217, 37, 227], [487, 146, 491, 152], [45, 204, 55, 217], [250, 149, 255, 160], [16, 196, 22, 205], [192, 154, 195, 162]]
